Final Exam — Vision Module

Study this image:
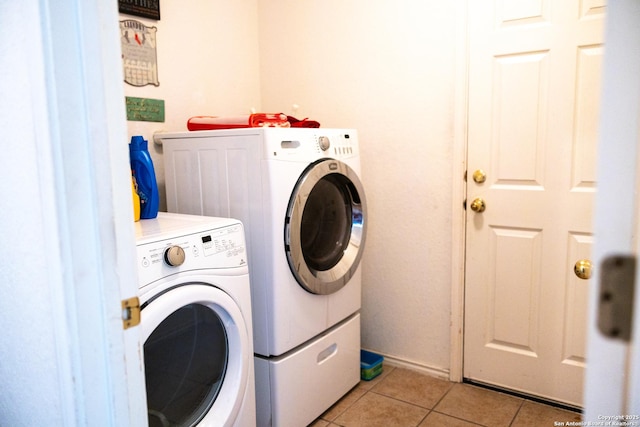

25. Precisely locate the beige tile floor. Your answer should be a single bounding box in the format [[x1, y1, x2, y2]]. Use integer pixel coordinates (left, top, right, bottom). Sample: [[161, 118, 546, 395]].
[[310, 366, 582, 427]]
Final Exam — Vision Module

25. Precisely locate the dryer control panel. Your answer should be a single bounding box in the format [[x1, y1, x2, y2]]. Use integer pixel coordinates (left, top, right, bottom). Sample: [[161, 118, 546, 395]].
[[264, 128, 359, 161], [136, 222, 248, 287]]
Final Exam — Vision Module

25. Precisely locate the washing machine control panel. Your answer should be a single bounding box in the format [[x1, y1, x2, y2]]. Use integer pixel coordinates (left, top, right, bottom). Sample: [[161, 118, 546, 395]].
[[136, 223, 247, 286]]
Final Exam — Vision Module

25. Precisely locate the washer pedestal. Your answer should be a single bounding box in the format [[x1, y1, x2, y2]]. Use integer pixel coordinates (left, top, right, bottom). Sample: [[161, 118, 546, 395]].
[[255, 314, 360, 427]]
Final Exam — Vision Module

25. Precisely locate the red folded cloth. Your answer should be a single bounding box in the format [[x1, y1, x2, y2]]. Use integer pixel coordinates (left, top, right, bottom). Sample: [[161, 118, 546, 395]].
[[187, 113, 290, 131], [287, 115, 321, 128]]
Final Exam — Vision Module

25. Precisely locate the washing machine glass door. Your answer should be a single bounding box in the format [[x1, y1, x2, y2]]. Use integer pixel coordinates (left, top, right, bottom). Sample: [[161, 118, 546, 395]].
[[141, 283, 251, 427], [285, 158, 367, 295]]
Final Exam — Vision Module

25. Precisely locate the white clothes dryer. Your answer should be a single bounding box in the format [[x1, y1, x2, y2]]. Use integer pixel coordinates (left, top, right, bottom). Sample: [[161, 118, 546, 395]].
[[135, 213, 256, 427], [159, 128, 367, 426]]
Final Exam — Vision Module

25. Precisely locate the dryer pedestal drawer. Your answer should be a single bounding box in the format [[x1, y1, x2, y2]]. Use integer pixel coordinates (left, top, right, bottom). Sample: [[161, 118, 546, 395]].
[[255, 313, 360, 427]]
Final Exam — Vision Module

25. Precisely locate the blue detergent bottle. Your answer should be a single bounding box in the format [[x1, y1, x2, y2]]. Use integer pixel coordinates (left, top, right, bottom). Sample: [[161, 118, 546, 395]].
[[129, 135, 159, 219]]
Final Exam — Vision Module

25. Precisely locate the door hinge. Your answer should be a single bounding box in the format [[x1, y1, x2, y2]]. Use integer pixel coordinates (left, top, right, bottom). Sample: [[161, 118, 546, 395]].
[[598, 255, 636, 342], [122, 296, 141, 330]]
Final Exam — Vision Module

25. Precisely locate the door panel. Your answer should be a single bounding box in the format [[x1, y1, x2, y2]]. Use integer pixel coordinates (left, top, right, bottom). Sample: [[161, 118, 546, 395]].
[[572, 45, 602, 189], [464, 0, 604, 407], [487, 226, 542, 356], [498, 0, 549, 26], [492, 52, 548, 184], [563, 233, 592, 367]]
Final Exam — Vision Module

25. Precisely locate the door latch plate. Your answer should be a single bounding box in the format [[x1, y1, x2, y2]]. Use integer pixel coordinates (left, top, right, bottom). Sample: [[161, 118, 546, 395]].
[[598, 255, 636, 342], [122, 296, 141, 330]]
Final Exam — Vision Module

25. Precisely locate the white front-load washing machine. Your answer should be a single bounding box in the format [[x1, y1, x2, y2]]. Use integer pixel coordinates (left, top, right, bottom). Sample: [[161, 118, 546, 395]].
[[158, 128, 367, 427], [135, 212, 256, 427]]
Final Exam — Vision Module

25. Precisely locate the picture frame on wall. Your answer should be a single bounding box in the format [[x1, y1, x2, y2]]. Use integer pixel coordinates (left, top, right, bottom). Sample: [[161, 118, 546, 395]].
[[118, 0, 160, 21]]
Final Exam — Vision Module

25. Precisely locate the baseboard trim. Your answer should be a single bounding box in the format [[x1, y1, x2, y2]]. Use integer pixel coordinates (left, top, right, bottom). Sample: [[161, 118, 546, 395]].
[[362, 350, 450, 381]]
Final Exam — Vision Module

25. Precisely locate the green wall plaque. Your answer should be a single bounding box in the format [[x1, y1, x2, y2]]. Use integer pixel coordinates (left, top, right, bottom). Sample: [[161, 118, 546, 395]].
[[126, 97, 165, 122]]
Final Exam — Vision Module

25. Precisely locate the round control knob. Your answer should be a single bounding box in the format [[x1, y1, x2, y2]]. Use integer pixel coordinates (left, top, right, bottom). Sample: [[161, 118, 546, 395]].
[[164, 245, 186, 267], [318, 136, 331, 151]]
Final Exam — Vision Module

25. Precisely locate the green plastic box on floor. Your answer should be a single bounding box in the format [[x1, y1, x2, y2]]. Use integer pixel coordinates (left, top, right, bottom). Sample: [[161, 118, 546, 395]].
[[360, 350, 384, 381]]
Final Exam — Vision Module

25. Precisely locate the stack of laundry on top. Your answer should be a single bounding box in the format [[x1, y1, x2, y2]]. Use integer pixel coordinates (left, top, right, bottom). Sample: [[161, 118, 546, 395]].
[[187, 113, 289, 130], [187, 113, 320, 130]]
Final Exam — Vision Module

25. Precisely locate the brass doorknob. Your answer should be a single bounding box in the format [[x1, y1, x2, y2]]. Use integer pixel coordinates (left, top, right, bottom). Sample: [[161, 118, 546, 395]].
[[574, 259, 593, 280], [473, 169, 487, 184], [470, 198, 486, 213]]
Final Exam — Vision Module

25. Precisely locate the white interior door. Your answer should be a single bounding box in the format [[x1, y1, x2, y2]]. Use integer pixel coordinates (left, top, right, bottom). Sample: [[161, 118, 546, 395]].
[[0, 0, 145, 425], [464, 0, 605, 407]]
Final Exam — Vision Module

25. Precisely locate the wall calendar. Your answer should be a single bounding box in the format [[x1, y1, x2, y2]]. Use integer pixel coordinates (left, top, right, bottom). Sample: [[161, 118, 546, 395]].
[[120, 20, 159, 87]]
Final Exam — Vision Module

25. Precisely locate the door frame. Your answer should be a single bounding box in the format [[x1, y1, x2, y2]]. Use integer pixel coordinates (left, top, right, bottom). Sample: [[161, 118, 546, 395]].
[[43, 0, 148, 423], [449, 0, 469, 383], [583, 0, 640, 417], [0, 0, 145, 424]]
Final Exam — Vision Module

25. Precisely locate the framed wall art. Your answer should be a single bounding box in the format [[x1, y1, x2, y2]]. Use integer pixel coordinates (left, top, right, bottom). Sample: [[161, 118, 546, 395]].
[[118, 0, 160, 21]]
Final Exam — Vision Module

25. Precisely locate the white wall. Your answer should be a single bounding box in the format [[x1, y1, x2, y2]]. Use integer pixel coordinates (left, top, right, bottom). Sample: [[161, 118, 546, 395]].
[[122, 0, 262, 211], [257, 1, 458, 373], [123, 0, 459, 374]]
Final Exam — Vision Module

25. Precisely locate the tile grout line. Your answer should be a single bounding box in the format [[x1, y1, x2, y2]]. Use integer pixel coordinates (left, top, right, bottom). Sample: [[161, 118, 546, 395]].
[[365, 377, 489, 426], [507, 399, 526, 427], [359, 365, 441, 425], [414, 408, 432, 427], [427, 383, 486, 427], [319, 366, 399, 425], [317, 366, 579, 426], [364, 370, 492, 426], [319, 386, 365, 425]]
